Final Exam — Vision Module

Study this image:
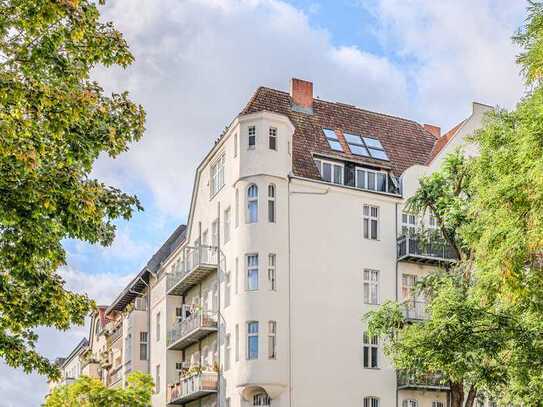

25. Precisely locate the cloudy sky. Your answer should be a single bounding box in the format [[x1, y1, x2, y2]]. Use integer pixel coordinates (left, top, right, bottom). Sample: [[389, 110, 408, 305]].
[[0, 0, 529, 405]]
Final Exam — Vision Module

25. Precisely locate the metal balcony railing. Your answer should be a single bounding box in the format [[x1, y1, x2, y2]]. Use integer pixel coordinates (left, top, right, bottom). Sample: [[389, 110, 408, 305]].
[[168, 372, 218, 405], [401, 301, 428, 321], [167, 245, 219, 295], [397, 235, 458, 264], [397, 370, 450, 391], [167, 311, 218, 350]]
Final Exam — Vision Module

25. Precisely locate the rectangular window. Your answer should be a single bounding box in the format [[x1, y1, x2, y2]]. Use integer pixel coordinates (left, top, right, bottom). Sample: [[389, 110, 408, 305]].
[[401, 274, 416, 301], [432, 402, 444, 407], [363, 205, 379, 240], [268, 321, 277, 359], [235, 188, 240, 228], [314, 159, 343, 185], [156, 312, 160, 342], [363, 397, 380, 407], [363, 332, 379, 368], [124, 333, 132, 362], [211, 219, 218, 247], [268, 184, 276, 223], [210, 154, 225, 196], [247, 254, 259, 291], [234, 133, 238, 157], [235, 257, 239, 294], [225, 333, 231, 371], [247, 321, 259, 360], [248, 126, 256, 149], [356, 167, 388, 192], [235, 324, 240, 362], [268, 254, 276, 291], [402, 401, 419, 407], [139, 332, 148, 361], [363, 269, 379, 305], [224, 207, 231, 243], [225, 272, 231, 308], [175, 307, 183, 320], [155, 364, 160, 393], [401, 212, 417, 236], [323, 128, 343, 152], [269, 127, 277, 151]]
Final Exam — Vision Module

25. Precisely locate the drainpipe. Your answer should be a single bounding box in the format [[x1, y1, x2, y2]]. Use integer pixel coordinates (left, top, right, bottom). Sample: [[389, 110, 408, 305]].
[[287, 175, 293, 407], [395, 203, 399, 407]]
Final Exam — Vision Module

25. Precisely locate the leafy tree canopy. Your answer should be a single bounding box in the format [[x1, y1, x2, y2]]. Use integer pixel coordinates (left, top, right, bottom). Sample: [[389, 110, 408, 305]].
[[44, 372, 153, 407], [0, 0, 144, 378]]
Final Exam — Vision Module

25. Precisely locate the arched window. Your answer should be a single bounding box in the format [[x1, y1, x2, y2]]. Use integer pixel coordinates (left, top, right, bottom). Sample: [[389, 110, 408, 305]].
[[247, 184, 258, 223], [267, 184, 276, 223], [253, 392, 271, 406]]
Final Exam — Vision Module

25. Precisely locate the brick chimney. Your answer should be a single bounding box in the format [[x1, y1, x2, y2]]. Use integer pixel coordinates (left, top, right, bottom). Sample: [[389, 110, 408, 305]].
[[423, 124, 441, 139], [290, 78, 313, 113]]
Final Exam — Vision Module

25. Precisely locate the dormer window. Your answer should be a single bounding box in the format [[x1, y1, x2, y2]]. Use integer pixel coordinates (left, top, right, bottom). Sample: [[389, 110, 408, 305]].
[[314, 158, 343, 185], [356, 167, 388, 192]]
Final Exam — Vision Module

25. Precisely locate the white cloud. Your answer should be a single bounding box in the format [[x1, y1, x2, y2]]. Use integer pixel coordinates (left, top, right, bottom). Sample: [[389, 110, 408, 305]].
[[0, 267, 133, 406]]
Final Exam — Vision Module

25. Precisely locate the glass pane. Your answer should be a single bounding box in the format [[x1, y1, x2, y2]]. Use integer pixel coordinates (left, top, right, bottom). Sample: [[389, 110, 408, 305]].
[[349, 144, 369, 156], [371, 347, 378, 367], [322, 163, 332, 182], [367, 172, 376, 190], [248, 185, 258, 197], [323, 128, 338, 140], [356, 169, 366, 189], [344, 132, 362, 144], [371, 206, 378, 217], [363, 137, 383, 149], [333, 165, 343, 184], [371, 219, 378, 239], [248, 202, 258, 223], [376, 173, 387, 192], [363, 347, 369, 367], [369, 148, 389, 160], [327, 139, 343, 152]]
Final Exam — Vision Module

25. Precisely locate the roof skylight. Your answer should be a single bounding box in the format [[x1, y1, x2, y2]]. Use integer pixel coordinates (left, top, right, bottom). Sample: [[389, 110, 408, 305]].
[[323, 129, 343, 152], [344, 132, 389, 161]]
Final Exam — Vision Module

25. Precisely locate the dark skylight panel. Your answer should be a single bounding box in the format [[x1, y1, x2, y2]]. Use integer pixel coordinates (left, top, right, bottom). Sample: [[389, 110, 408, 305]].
[[344, 132, 389, 161], [323, 128, 343, 152]]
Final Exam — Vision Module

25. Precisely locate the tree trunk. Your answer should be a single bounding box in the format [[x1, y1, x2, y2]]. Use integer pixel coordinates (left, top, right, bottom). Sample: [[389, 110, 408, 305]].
[[463, 385, 477, 407], [449, 381, 464, 407]]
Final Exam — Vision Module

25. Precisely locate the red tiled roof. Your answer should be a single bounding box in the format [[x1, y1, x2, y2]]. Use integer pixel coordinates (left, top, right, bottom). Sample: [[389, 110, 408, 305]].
[[240, 87, 436, 178], [426, 119, 466, 164]]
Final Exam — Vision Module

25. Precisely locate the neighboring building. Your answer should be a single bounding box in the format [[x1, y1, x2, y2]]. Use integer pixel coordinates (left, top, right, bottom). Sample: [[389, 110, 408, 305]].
[[47, 338, 88, 396], [52, 78, 494, 407]]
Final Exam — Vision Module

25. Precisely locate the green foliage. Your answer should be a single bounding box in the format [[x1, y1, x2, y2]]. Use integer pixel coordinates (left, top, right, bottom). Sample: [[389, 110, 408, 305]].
[[0, 0, 144, 378], [514, 1, 543, 86], [44, 372, 154, 407]]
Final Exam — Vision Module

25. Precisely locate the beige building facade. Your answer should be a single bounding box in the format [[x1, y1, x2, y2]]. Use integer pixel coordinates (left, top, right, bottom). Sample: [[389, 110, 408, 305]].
[[51, 78, 495, 407]]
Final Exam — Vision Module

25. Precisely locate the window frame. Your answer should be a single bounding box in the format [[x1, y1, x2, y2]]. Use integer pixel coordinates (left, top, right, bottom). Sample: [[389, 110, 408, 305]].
[[402, 400, 419, 407], [355, 167, 389, 193], [247, 184, 259, 224], [210, 154, 225, 197], [224, 207, 231, 243], [269, 127, 277, 151], [268, 320, 277, 360], [268, 184, 276, 223], [156, 312, 161, 342], [401, 212, 417, 237], [363, 331, 379, 369], [268, 253, 276, 291], [363, 396, 380, 407], [323, 128, 343, 152], [247, 321, 259, 360], [314, 158, 344, 185], [225, 333, 231, 371], [139, 331, 148, 361], [246, 254, 259, 291], [225, 271, 231, 308], [363, 204, 380, 240], [248, 125, 256, 150], [363, 269, 379, 305]]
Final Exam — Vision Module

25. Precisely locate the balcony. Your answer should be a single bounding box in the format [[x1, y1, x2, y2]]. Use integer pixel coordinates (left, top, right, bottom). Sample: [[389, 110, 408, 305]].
[[397, 235, 458, 265], [168, 372, 218, 405], [397, 370, 450, 391], [401, 301, 428, 321], [167, 245, 218, 296], [167, 311, 218, 351]]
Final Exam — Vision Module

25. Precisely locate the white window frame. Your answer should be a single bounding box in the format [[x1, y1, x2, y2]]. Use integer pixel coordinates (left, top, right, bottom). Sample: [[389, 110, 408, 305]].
[[363, 204, 379, 240], [235, 324, 240, 362], [355, 167, 388, 192], [224, 207, 231, 243], [363, 396, 380, 407], [225, 333, 231, 371], [225, 271, 231, 308], [210, 154, 225, 197], [268, 320, 277, 359], [363, 269, 379, 305], [363, 331, 379, 368], [402, 400, 419, 407], [246, 254, 259, 291], [269, 127, 277, 151], [248, 125, 256, 149], [211, 219, 218, 247], [247, 184, 258, 224], [235, 188, 239, 228], [432, 402, 444, 407], [253, 392, 271, 406], [268, 253, 276, 291], [234, 133, 238, 157], [235, 257, 239, 294], [268, 184, 276, 223], [139, 331, 148, 361], [247, 321, 259, 360], [156, 312, 161, 342], [401, 212, 417, 237], [314, 158, 344, 185]]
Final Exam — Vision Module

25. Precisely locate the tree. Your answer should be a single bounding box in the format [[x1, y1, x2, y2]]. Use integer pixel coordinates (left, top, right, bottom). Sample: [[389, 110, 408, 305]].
[[44, 372, 154, 407], [0, 0, 144, 378]]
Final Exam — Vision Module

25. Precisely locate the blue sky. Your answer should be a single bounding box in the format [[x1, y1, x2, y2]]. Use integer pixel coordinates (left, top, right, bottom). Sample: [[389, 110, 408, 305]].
[[0, 0, 529, 405]]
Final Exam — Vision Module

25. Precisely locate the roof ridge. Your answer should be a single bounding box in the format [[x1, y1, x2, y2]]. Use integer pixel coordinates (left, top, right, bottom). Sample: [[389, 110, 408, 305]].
[[255, 86, 422, 126]]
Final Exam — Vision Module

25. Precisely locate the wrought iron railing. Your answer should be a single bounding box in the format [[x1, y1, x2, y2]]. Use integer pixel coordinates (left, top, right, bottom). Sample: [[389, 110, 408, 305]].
[[167, 311, 218, 347], [166, 245, 219, 292], [397, 235, 457, 261], [168, 372, 218, 403], [397, 370, 449, 389]]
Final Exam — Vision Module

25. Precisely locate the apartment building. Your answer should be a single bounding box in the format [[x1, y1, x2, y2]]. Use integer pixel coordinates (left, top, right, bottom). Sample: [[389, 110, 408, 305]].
[[51, 78, 493, 407]]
